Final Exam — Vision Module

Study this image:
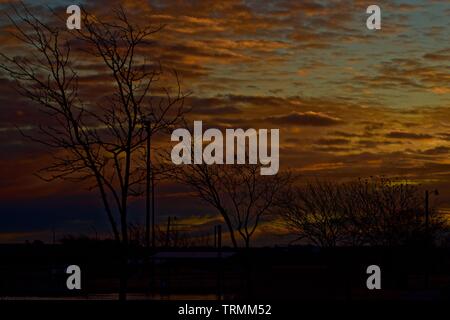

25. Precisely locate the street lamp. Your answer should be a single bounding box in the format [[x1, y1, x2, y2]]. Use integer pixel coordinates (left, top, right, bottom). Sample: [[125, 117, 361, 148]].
[[424, 189, 438, 289], [142, 115, 156, 249], [425, 189, 439, 230]]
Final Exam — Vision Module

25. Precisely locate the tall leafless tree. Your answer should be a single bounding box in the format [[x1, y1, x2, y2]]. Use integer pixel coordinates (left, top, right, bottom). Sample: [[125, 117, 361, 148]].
[[0, 4, 188, 299], [170, 162, 291, 249]]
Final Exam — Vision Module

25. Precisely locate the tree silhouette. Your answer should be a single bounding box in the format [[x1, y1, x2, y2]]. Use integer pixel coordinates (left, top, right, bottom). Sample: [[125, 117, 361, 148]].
[[0, 4, 188, 299], [341, 177, 446, 246], [277, 180, 348, 247], [277, 177, 448, 247], [170, 162, 291, 249]]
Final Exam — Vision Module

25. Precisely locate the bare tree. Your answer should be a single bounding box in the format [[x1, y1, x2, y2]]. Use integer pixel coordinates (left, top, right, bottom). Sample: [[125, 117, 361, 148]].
[[341, 177, 446, 246], [0, 4, 187, 299], [277, 180, 348, 247], [277, 177, 448, 247], [170, 162, 291, 249]]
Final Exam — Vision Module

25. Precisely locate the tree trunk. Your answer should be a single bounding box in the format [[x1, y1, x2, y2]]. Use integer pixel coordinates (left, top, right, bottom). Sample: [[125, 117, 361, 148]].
[[97, 177, 120, 242], [119, 208, 129, 300], [119, 242, 128, 301], [220, 209, 238, 249], [245, 237, 250, 249]]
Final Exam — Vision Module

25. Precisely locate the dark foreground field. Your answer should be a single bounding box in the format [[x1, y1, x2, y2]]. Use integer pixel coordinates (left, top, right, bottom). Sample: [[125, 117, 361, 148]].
[[1, 242, 450, 300]]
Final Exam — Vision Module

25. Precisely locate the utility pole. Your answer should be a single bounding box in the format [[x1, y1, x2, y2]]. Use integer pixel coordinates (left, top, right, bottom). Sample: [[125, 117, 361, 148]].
[[151, 151, 156, 249], [144, 116, 157, 250], [145, 120, 151, 249], [424, 189, 439, 289], [424, 189, 439, 236], [424, 189, 430, 289], [216, 225, 222, 300], [425, 190, 429, 231], [165, 216, 171, 248], [217, 225, 222, 252]]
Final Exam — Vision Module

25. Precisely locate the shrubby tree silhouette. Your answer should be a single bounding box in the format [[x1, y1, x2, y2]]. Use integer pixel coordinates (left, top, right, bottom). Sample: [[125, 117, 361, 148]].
[[341, 177, 447, 246], [277, 177, 448, 247], [276, 180, 348, 247], [0, 4, 188, 299]]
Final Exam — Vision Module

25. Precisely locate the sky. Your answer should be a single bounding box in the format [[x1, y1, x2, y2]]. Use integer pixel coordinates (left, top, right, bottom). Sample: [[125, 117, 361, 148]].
[[0, 0, 449, 245]]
